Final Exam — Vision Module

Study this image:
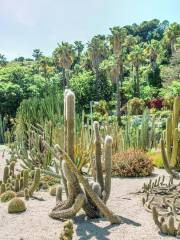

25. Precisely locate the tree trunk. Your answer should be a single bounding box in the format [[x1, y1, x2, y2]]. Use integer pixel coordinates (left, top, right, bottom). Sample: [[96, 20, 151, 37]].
[[135, 66, 140, 98]]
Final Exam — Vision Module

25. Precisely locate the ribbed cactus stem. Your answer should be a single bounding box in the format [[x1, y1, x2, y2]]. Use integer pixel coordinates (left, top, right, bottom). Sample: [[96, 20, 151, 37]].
[[56, 185, 62, 203], [171, 128, 179, 167], [20, 178, 24, 190], [166, 116, 172, 162], [0, 183, 6, 194], [172, 96, 180, 132], [94, 121, 104, 191], [24, 188, 30, 200], [66, 90, 75, 162], [3, 166, 9, 183], [103, 135, 112, 203]]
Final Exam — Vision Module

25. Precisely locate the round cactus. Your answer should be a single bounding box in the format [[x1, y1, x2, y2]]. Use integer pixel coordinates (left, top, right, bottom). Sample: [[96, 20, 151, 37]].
[[8, 197, 26, 213], [49, 186, 56, 196], [1, 191, 16, 203]]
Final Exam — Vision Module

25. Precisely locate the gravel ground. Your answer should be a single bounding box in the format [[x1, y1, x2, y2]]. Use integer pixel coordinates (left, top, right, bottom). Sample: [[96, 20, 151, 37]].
[[0, 145, 178, 240]]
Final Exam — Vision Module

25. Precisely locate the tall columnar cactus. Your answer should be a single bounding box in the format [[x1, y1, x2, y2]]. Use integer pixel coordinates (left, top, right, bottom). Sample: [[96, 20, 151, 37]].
[[29, 168, 40, 196], [9, 161, 15, 177], [161, 96, 180, 176], [23, 169, 29, 189], [49, 89, 120, 224]]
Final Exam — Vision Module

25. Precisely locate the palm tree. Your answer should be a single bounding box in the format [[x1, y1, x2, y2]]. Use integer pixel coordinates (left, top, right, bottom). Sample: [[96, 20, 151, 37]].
[[109, 27, 127, 125], [0, 54, 7, 67], [39, 56, 52, 80], [53, 42, 75, 88], [32, 49, 43, 61], [144, 40, 160, 71], [128, 45, 144, 97], [163, 23, 180, 55], [87, 35, 108, 95], [74, 41, 84, 64]]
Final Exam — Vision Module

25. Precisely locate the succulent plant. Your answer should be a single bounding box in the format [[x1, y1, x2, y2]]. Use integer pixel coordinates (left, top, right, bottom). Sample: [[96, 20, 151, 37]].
[[1, 191, 16, 203], [3, 166, 9, 183], [59, 220, 74, 240], [8, 197, 26, 213], [49, 186, 57, 196]]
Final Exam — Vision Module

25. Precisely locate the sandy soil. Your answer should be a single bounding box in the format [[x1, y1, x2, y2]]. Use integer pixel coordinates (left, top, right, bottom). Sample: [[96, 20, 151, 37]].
[[0, 145, 178, 240]]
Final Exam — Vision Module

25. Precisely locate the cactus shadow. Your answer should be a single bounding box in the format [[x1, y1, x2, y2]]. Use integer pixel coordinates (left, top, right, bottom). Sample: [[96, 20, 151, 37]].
[[74, 215, 141, 240]]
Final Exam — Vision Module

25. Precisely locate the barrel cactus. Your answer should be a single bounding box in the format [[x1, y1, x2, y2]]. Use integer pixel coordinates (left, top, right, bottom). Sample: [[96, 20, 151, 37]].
[[8, 197, 26, 213]]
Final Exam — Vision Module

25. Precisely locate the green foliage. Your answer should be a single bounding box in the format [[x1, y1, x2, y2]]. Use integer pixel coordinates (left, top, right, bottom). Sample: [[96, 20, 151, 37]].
[[112, 149, 153, 177], [127, 98, 145, 115]]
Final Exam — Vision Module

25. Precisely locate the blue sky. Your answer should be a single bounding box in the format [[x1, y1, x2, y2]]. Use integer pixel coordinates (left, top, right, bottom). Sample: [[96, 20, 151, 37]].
[[0, 0, 179, 60]]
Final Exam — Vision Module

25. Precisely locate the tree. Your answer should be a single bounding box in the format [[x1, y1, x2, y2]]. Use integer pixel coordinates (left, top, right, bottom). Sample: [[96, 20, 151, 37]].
[[39, 56, 53, 81], [74, 41, 84, 64], [53, 42, 75, 88], [163, 23, 180, 55], [128, 45, 144, 97], [109, 26, 127, 125], [32, 49, 43, 61], [0, 54, 7, 67]]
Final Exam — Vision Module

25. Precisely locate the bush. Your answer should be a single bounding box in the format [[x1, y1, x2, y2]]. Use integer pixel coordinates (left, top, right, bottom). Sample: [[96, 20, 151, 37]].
[[127, 98, 145, 115], [112, 149, 153, 177], [147, 151, 164, 168], [147, 98, 163, 109]]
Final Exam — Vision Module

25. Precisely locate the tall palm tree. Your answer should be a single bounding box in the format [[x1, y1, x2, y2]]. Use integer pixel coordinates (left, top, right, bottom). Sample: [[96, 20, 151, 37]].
[[74, 41, 84, 64], [144, 40, 160, 71], [53, 42, 75, 88], [109, 27, 127, 125], [163, 23, 180, 55], [39, 56, 52, 80], [87, 35, 108, 95], [128, 45, 144, 97]]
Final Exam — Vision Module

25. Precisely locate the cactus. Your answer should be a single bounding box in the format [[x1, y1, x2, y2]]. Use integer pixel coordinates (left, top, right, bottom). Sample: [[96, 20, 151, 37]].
[[9, 161, 15, 177], [161, 96, 180, 176], [56, 185, 62, 203], [20, 177, 24, 190], [48, 90, 120, 224], [8, 197, 26, 213], [3, 166, 9, 183], [29, 168, 40, 196], [49, 186, 57, 196], [15, 179, 20, 192], [0, 183, 6, 194], [59, 220, 74, 240], [1, 190, 16, 202], [23, 169, 29, 189], [24, 188, 30, 200]]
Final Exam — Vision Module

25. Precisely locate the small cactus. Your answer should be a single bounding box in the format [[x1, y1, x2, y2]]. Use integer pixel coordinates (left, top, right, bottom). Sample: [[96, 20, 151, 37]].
[[20, 177, 24, 190], [15, 179, 20, 192], [49, 186, 56, 196], [1, 191, 16, 203], [3, 166, 9, 183], [24, 188, 30, 201], [8, 197, 26, 213], [23, 169, 29, 189], [9, 161, 16, 177], [29, 168, 40, 196], [59, 220, 74, 240]]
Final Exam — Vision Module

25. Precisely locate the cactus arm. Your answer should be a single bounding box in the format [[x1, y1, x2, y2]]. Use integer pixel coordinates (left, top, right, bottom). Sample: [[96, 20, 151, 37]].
[[50, 193, 85, 220], [103, 136, 112, 204], [93, 121, 104, 191]]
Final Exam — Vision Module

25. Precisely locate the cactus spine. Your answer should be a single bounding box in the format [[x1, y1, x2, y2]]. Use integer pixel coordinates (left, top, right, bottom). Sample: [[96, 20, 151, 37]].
[[161, 96, 180, 174]]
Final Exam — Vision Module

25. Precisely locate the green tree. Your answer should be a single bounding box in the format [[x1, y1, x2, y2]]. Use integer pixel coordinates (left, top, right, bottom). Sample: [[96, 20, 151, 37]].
[[74, 41, 84, 64], [32, 49, 43, 61], [109, 26, 127, 125], [128, 45, 144, 97], [0, 54, 7, 67], [53, 42, 75, 88]]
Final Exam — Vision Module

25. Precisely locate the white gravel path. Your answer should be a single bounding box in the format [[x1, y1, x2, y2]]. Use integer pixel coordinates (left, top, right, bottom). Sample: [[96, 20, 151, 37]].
[[0, 145, 178, 240]]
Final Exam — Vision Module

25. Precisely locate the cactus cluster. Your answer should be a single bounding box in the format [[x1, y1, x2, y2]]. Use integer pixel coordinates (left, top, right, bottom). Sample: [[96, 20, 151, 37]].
[[161, 96, 180, 176], [0, 163, 40, 200], [142, 175, 180, 237], [48, 89, 120, 224], [59, 220, 74, 240]]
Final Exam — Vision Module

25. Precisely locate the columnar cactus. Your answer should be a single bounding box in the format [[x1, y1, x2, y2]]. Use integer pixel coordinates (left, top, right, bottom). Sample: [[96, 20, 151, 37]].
[[3, 166, 9, 183], [23, 169, 29, 189], [161, 96, 180, 176], [49, 89, 120, 224]]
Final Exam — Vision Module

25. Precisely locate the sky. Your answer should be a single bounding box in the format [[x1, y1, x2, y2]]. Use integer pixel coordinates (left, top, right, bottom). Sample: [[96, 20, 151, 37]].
[[0, 0, 179, 60]]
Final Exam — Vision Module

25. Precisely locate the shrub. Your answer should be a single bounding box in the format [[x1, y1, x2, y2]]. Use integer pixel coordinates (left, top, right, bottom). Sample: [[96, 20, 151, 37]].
[[127, 98, 145, 115], [112, 149, 153, 177], [8, 197, 26, 213], [147, 151, 164, 168], [147, 98, 163, 109], [1, 191, 16, 202]]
